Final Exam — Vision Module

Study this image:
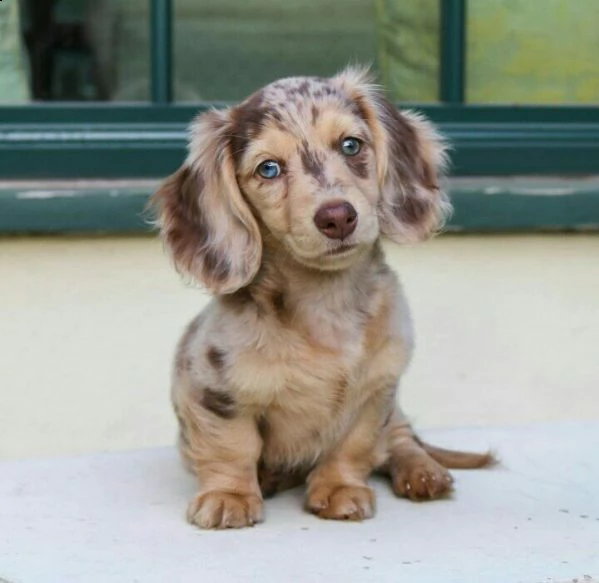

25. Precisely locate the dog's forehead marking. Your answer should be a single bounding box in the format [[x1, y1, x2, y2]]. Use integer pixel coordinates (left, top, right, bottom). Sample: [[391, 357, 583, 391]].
[[298, 138, 326, 186], [263, 76, 339, 103], [230, 76, 368, 173]]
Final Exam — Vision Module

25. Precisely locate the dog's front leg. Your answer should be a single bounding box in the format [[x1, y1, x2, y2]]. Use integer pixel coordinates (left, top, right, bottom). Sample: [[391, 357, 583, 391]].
[[182, 409, 263, 529], [305, 396, 387, 521]]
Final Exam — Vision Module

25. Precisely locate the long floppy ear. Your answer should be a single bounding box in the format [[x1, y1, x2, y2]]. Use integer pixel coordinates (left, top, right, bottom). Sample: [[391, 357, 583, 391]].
[[150, 109, 262, 294], [333, 67, 452, 242]]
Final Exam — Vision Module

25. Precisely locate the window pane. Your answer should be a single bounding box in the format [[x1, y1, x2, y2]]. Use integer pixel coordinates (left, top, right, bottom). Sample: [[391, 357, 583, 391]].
[[173, 0, 382, 102], [0, 0, 149, 102], [466, 0, 599, 104], [0, 0, 30, 103], [377, 0, 440, 103]]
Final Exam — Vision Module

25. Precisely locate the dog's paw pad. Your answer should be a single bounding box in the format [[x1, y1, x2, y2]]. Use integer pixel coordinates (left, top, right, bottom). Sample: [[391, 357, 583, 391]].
[[306, 484, 375, 521], [391, 459, 453, 501], [186, 491, 263, 529]]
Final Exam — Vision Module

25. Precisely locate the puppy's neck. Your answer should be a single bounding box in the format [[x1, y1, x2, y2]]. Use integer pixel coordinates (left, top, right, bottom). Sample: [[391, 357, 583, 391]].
[[241, 240, 387, 319]]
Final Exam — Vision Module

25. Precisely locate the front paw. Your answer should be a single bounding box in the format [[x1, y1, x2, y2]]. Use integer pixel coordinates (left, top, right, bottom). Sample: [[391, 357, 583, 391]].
[[306, 484, 375, 521], [391, 457, 454, 501], [186, 491, 263, 529]]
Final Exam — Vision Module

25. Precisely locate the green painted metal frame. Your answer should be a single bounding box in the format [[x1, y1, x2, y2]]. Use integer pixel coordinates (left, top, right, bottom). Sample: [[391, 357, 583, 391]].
[[150, 0, 173, 104], [2, 178, 598, 234], [440, 0, 466, 103], [1, 104, 599, 178]]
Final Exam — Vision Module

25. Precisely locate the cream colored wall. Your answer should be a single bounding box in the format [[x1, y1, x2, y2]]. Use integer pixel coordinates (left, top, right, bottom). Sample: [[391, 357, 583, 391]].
[[1, 234, 598, 459]]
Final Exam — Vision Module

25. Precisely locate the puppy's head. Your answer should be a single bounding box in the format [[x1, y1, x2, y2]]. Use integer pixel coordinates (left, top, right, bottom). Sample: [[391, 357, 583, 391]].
[[151, 66, 450, 294]]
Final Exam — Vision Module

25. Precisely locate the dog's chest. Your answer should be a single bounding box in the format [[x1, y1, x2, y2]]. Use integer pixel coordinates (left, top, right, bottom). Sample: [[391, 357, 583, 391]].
[[226, 286, 402, 466], [231, 309, 365, 407]]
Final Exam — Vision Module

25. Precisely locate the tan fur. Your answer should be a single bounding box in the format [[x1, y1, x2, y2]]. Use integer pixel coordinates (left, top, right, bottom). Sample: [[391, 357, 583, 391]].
[[150, 66, 494, 529]]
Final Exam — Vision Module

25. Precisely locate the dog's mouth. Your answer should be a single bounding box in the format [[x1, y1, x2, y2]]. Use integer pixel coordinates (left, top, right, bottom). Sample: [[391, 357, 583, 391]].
[[326, 243, 358, 256]]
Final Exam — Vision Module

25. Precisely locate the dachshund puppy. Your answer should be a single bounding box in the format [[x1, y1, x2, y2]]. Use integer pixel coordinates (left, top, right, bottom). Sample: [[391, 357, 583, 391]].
[[151, 66, 493, 529]]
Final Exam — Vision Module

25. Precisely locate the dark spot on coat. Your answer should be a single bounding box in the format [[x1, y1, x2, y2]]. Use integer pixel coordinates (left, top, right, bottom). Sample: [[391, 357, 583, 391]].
[[206, 346, 226, 370], [201, 388, 236, 419], [311, 104, 320, 123], [230, 90, 268, 165], [394, 195, 432, 225], [350, 97, 371, 124], [153, 167, 207, 271], [379, 99, 439, 192], [299, 144, 325, 185], [223, 286, 253, 310], [152, 165, 239, 286], [257, 416, 270, 441], [332, 375, 349, 412], [203, 247, 231, 282], [375, 98, 442, 229], [271, 291, 286, 317], [345, 154, 369, 179], [295, 80, 311, 96]]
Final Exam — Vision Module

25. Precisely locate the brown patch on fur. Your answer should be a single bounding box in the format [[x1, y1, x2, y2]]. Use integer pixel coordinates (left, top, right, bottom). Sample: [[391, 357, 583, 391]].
[[378, 99, 421, 178], [350, 97, 370, 125], [230, 90, 268, 165], [345, 153, 369, 180], [222, 287, 254, 312], [332, 375, 349, 412], [152, 167, 208, 273], [203, 247, 231, 282], [257, 415, 269, 441], [201, 388, 236, 419], [271, 291, 286, 317], [295, 80, 311, 97], [206, 346, 226, 370], [394, 195, 433, 225], [270, 109, 283, 124], [311, 104, 320, 123], [299, 142, 325, 185], [377, 100, 441, 225], [239, 258, 292, 321], [151, 165, 233, 287]]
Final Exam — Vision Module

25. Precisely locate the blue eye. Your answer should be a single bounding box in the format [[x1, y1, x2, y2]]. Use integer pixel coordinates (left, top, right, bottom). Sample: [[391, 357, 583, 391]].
[[257, 160, 281, 179], [340, 137, 361, 156]]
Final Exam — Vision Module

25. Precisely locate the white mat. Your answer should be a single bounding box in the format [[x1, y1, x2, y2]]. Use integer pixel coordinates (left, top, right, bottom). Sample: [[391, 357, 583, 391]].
[[1, 422, 598, 583]]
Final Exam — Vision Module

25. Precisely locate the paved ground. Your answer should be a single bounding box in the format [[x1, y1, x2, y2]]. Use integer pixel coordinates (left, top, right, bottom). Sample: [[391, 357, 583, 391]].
[[1, 422, 598, 583]]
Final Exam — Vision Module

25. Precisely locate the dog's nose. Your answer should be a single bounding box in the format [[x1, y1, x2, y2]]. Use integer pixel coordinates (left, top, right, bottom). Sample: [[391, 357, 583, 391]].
[[313, 202, 358, 240]]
